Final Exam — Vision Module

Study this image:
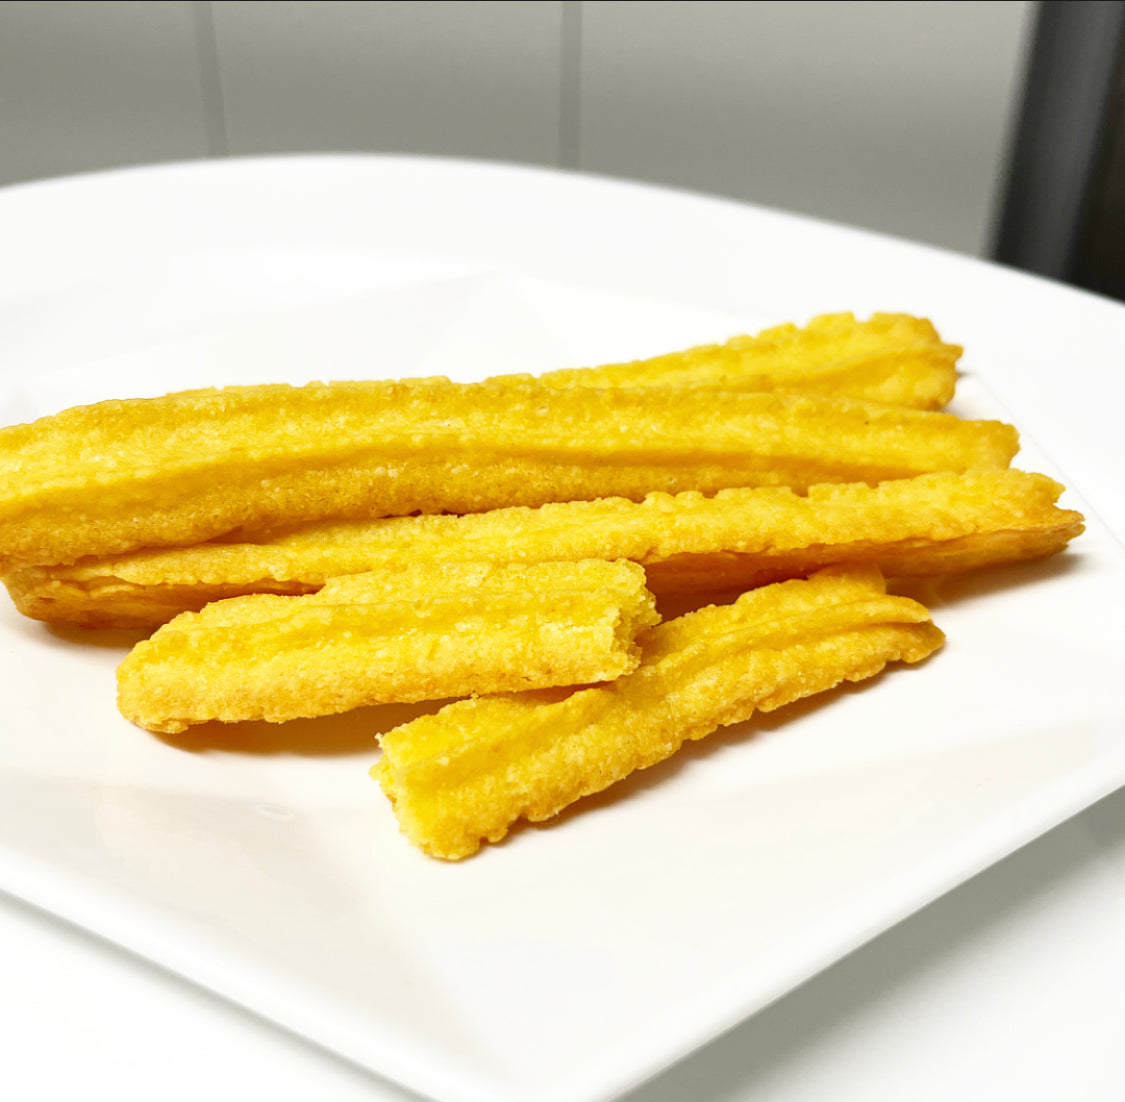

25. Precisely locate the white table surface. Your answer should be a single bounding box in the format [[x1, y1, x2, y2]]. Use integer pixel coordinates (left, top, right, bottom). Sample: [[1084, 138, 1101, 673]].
[[2, 155, 1124, 1102]]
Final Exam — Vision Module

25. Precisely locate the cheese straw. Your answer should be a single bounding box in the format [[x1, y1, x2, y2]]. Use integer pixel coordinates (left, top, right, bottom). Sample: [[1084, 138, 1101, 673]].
[[374, 566, 943, 860], [117, 560, 659, 735], [0, 380, 1018, 571], [6, 470, 1081, 629], [499, 311, 960, 409]]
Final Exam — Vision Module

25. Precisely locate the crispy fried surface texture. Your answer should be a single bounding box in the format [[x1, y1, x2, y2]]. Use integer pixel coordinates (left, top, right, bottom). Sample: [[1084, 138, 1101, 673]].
[[500, 312, 960, 409], [0, 381, 1017, 569], [9, 470, 1082, 629], [116, 560, 659, 734], [373, 567, 944, 860]]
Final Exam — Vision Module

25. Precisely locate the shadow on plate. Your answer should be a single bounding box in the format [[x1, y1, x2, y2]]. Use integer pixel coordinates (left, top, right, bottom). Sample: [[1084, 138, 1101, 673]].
[[888, 549, 1085, 608], [153, 698, 455, 756], [500, 653, 929, 849]]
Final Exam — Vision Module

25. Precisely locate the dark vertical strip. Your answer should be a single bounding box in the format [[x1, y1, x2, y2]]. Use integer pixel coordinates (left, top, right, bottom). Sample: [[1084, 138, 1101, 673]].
[[559, 1, 582, 169], [191, 0, 229, 157], [1070, 33, 1125, 297], [991, 1, 1125, 282]]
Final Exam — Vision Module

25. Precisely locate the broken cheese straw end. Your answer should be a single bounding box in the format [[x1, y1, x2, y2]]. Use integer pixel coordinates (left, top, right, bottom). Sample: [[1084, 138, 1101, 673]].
[[373, 566, 944, 861]]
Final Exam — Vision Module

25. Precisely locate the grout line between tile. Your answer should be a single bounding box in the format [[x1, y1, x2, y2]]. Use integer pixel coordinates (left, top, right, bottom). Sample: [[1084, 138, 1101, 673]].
[[559, 1, 582, 170], [191, 0, 229, 158]]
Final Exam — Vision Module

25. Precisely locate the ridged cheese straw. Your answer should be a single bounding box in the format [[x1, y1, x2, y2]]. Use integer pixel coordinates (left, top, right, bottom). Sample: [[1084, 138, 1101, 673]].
[[6, 470, 1081, 629], [117, 560, 659, 735], [500, 312, 960, 409], [0, 380, 1018, 569], [373, 566, 943, 860]]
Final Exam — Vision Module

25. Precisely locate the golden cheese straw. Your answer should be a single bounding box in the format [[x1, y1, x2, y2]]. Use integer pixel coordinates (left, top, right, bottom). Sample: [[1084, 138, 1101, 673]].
[[0, 380, 1018, 569], [6, 470, 1081, 629], [117, 560, 659, 734], [503, 312, 960, 409], [374, 566, 943, 860]]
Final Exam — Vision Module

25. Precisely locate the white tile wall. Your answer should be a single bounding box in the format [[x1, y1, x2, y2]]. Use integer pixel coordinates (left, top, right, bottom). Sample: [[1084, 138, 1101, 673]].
[[211, 1, 565, 164], [0, 1, 211, 183], [577, 1, 1034, 255], [0, 0, 1035, 255]]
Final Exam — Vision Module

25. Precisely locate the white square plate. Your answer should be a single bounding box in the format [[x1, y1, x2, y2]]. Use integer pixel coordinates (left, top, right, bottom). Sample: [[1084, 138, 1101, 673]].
[[1, 156, 1123, 1102]]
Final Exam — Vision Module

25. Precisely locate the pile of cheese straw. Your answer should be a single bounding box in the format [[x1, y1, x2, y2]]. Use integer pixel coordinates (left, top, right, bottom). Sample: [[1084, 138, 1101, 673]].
[[0, 314, 1083, 858]]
